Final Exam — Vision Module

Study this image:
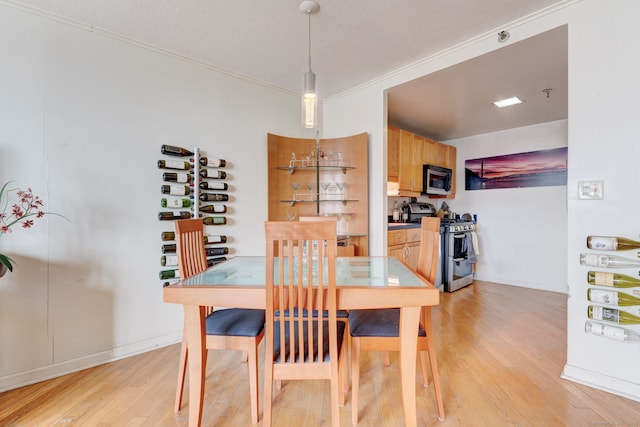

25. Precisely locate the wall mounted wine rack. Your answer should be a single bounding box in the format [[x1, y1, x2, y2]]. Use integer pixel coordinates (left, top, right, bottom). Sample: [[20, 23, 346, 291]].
[[158, 144, 230, 286]]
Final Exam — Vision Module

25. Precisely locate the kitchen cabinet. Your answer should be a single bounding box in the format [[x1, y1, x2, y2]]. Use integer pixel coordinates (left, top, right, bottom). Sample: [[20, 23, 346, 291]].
[[388, 125, 400, 182], [387, 227, 421, 270], [388, 125, 456, 199], [398, 130, 423, 194], [267, 133, 369, 255]]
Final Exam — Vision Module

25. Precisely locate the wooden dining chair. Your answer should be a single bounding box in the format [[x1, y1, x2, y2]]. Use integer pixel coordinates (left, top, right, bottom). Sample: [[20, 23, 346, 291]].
[[173, 219, 265, 424], [348, 216, 445, 424], [263, 220, 346, 427], [299, 215, 350, 393]]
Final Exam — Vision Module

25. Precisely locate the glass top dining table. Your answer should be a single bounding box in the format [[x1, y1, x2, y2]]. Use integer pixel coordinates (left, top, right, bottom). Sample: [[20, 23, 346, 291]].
[[163, 256, 440, 427]]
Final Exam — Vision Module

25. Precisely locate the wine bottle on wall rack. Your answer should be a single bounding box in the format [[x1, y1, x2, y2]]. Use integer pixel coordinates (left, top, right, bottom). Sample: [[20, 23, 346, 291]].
[[161, 198, 192, 208], [585, 320, 640, 342], [199, 204, 227, 214], [161, 144, 194, 157], [199, 181, 228, 191], [158, 160, 191, 170], [162, 244, 176, 253], [207, 257, 227, 267], [203, 217, 227, 226], [587, 236, 640, 251], [199, 193, 229, 202], [161, 232, 175, 241], [161, 185, 191, 196], [587, 288, 640, 306], [587, 305, 640, 325], [161, 255, 178, 266], [205, 247, 229, 257], [587, 271, 640, 288], [579, 253, 640, 268], [206, 235, 227, 244], [200, 169, 227, 180], [159, 269, 180, 280], [163, 172, 193, 183], [158, 211, 191, 221], [198, 157, 226, 168]]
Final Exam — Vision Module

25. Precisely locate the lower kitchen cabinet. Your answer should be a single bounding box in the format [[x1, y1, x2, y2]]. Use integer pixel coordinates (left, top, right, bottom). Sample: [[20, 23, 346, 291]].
[[387, 226, 421, 270]]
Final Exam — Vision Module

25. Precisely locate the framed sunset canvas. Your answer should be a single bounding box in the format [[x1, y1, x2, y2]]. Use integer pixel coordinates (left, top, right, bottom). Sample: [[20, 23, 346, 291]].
[[465, 147, 567, 190]]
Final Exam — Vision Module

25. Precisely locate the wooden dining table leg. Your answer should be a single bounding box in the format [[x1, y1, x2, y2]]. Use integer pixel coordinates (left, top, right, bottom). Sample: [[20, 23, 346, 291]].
[[399, 306, 421, 427], [184, 304, 206, 427]]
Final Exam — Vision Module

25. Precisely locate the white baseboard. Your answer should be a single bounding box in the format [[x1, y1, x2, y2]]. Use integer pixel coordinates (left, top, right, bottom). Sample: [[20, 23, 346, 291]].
[[562, 363, 640, 402], [0, 332, 182, 393]]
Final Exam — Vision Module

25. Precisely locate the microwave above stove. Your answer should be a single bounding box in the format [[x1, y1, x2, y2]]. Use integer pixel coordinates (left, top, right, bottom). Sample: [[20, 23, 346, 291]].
[[422, 164, 452, 196]]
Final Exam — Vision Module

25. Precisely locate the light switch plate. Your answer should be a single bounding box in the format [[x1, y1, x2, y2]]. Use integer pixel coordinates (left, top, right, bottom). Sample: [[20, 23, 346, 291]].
[[578, 180, 604, 200]]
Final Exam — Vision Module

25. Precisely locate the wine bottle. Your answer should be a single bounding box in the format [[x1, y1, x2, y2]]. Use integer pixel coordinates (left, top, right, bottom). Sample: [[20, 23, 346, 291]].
[[584, 320, 640, 342], [161, 255, 178, 266], [161, 185, 191, 196], [203, 216, 227, 226], [161, 144, 194, 157], [199, 181, 228, 191], [162, 244, 176, 253], [579, 253, 640, 268], [587, 236, 640, 251], [587, 271, 640, 288], [207, 257, 227, 267], [158, 211, 191, 221], [199, 204, 227, 214], [159, 269, 180, 280], [161, 198, 192, 209], [163, 172, 193, 184], [205, 247, 229, 257], [198, 157, 226, 168], [587, 305, 640, 325], [161, 232, 175, 241], [205, 235, 227, 244], [587, 288, 640, 306], [199, 193, 229, 202], [199, 169, 227, 180], [157, 160, 191, 170]]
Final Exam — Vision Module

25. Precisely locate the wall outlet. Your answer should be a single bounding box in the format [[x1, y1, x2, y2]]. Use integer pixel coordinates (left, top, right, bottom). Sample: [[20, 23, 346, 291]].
[[578, 180, 604, 200]]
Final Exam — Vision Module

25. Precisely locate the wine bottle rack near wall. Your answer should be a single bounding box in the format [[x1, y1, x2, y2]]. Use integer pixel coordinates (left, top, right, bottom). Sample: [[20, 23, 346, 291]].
[[158, 145, 230, 286]]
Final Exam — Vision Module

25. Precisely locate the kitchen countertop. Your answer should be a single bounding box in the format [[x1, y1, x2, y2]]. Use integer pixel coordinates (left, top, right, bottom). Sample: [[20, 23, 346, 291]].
[[388, 222, 420, 230]]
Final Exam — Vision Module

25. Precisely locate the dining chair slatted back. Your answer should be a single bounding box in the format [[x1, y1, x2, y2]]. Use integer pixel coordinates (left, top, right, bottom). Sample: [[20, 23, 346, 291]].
[[173, 219, 265, 423], [263, 220, 345, 427], [348, 216, 445, 424]]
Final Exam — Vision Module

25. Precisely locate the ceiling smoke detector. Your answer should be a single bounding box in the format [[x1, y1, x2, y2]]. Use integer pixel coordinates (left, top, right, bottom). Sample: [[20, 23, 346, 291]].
[[498, 31, 510, 42]]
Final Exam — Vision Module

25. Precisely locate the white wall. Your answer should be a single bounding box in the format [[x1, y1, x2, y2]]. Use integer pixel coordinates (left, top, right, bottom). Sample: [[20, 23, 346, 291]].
[[324, 0, 640, 402], [448, 120, 568, 293], [0, 4, 313, 390]]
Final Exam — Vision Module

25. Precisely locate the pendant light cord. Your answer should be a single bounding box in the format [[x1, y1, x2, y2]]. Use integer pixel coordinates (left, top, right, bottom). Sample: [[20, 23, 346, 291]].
[[307, 11, 312, 72]]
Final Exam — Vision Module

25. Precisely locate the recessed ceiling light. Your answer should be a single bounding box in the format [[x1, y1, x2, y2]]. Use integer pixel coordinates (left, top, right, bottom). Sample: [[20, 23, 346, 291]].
[[493, 97, 523, 108]]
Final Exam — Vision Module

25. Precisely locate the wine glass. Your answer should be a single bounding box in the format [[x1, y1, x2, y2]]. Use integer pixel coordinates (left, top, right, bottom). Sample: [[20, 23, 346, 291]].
[[341, 212, 353, 234], [335, 182, 345, 200], [291, 182, 300, 198], [285, 211, 297, 221], [320, 182, 331, 199]]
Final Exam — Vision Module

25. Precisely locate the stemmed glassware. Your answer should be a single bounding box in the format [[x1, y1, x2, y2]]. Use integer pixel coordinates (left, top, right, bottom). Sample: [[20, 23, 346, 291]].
[[335, 182, 345, 200], [341, 212, 353, 234], [285, 211, 297, 221], [291, 182, 300, 199]]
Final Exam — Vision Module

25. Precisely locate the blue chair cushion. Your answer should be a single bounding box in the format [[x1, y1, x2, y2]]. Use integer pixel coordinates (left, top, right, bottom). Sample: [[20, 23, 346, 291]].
[[205, 309, 265, 337], [273, 320, 346, 363], [348, 308, 426, 338]]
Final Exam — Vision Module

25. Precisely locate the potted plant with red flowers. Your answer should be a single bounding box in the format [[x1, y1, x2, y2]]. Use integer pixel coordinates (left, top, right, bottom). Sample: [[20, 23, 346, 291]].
[[0, 182, 58, 277]]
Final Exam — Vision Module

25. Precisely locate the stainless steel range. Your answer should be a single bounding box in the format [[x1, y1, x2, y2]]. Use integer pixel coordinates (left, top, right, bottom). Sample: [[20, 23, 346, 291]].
[[440, 219, 477, 292]]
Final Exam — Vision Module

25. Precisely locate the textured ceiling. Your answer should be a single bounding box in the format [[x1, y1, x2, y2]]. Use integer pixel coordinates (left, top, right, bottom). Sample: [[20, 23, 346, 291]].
[[5, 0, 570, 139]]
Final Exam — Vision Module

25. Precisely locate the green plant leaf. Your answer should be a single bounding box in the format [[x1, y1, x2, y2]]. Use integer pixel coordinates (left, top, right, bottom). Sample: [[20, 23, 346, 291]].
[[0, 253, 15, 272]]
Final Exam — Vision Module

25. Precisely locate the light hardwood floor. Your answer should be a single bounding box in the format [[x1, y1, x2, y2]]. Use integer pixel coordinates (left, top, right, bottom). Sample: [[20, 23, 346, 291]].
[[2, 281, 640, 426]]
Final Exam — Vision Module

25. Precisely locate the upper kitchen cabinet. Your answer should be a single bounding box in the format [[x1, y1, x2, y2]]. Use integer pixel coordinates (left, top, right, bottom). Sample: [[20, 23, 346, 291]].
[[387, 125, 400, 182], [267, 133, 369, 255], [388, 126, 456, 199], [398, 129, 423, 195]]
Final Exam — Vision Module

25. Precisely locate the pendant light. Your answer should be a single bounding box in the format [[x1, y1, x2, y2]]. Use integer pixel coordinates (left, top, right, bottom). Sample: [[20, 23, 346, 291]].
[[300, 1, 320, 129]]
